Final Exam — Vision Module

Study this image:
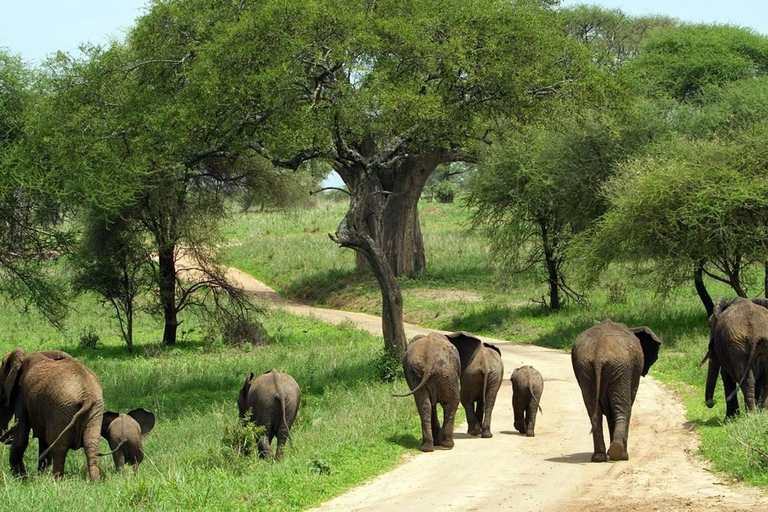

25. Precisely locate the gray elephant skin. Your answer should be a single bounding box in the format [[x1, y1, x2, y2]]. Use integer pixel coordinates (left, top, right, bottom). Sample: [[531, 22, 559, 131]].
[[571, 319, 660, 462], [238, 369, 301, 461], [511, 365, 543, 437], [704, 297, 768, 418], [394, 333, 461, 452], [0, 348, 104, 479], [446, 332, 503, 438], [101, 408, 155, 470]]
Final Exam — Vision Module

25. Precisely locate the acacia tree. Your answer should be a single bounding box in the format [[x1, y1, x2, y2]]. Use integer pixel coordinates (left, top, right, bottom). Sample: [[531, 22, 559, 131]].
[[182, 0, 603, 357], [0, 49, 70, 325]]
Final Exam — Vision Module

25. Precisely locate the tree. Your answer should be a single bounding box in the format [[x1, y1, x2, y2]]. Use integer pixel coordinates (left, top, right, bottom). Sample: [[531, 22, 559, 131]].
[[0, 49, 69, 326], [72, 212, 152, 350], [186, 0, 604, 358]]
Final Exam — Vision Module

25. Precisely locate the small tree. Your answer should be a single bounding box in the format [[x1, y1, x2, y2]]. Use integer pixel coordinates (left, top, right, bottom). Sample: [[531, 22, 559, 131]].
[[72, 213, 152, 349]]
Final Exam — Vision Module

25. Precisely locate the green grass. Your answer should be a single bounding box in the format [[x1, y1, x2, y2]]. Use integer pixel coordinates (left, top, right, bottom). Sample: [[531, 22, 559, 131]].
[[0, 297, 418, 511], [223, 197, 768, 489]]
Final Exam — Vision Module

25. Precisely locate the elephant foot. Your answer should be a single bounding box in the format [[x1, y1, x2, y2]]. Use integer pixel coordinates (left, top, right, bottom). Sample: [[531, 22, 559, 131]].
[[514, 421, 526, 434], [481, 430, 493, 439], [440, 439, 454, 449], [525, 431, 535, 438], [419, 442, 435, 453], [608, 441, 628, 461], [467, 427, 482, 437], [591, 452, 607, 463]]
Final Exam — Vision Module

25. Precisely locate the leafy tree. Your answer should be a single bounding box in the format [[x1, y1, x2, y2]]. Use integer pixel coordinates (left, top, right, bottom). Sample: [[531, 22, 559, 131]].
[[0, 49, 69, 326], [184, 0, 605, 357], [72, 212, 152, 349]]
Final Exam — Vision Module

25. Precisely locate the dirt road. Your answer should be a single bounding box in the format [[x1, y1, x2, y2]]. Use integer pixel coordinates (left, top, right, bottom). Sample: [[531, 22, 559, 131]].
[[226, 267, 768, 512]]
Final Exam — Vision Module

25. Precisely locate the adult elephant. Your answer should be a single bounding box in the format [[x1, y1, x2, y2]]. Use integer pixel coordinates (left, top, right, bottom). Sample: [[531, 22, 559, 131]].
[[0, 348, 104, 479], [393, 333, 461, 452], [571, 319, 661, 462], [238, 369, 301, 461], [445, 331, 503, 438], [703, 297, 768, 418]]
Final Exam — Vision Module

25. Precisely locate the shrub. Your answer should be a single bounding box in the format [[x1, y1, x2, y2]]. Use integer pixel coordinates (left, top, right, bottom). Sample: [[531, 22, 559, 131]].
[[78, 327, 100, 349], [374, 349, 402, 382], [434, 181, 457, 203]]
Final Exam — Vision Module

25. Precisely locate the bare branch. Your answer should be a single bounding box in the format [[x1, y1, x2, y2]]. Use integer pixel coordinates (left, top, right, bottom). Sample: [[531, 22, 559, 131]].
[[310, 187, 350, 196]]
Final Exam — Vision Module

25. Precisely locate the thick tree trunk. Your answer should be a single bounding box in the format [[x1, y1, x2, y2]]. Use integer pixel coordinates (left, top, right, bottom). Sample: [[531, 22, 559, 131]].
[[540, 223, 560, 310], [694, 266, 714, 317], [347, 158, 434, 277], [333, 169, 407, 359], [158, 245, 178, 346]]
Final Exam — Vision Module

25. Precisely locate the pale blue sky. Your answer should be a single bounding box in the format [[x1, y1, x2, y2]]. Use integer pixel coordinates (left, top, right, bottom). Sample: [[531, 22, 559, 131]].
[[1, 1, 767, 66]]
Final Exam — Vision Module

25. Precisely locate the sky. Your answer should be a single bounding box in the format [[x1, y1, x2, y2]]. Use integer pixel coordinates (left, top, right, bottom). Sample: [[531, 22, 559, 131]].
[[1, 1, 767, 66]]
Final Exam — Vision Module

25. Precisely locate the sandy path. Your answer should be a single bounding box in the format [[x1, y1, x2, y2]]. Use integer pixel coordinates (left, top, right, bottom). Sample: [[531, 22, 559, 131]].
[[226, 267, 768, 512]]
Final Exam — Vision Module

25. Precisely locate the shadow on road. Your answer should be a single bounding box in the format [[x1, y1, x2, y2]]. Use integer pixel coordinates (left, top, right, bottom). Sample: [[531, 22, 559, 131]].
[[545, 452, 594, 464]]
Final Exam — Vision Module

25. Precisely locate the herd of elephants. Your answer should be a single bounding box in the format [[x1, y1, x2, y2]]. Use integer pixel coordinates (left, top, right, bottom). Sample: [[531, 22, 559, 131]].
[[0, 295, 764, 481]]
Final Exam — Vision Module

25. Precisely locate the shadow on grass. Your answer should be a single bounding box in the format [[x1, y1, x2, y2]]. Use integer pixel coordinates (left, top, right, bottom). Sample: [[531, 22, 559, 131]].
[[685, 417, 725, 428], [443, 305, 514, 334], [386, 433, 421, 450], [288, 269, 366, 303]]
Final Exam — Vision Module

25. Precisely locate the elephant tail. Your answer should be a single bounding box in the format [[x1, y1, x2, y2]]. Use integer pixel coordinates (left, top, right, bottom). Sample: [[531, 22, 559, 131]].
[[97, 440, 126, 457], [590, 362, 602, 434], [528, 386, 543, 414], [38, 399, 99, 463], [392, 370, 431, 397], [726, 339, 762, 403]]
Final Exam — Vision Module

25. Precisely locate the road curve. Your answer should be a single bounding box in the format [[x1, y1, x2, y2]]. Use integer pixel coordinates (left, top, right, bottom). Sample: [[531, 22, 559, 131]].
[[226, 266, 768, 512]]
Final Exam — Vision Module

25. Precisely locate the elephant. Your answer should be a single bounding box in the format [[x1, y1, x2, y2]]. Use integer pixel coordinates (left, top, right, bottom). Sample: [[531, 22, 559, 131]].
[[101, 408, 155, 470], [703, 297, 768, 418], [237, 369, 301, 461], [510, 365, 543, 437], [0, 348, 104, 479], [445, 331, 503, 438], [571, 319, 661, 462], [393, 333, 461, 452]]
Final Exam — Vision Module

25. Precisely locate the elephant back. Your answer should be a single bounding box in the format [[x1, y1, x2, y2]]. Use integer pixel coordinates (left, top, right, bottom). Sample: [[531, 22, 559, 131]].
[[572, 320, 644, 371]]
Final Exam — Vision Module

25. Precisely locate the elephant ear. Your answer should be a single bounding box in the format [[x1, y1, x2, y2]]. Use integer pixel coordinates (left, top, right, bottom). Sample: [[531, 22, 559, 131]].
[[483, 342, 501, 356], [2, 348, 26, 408], [750, 298, 768, 311], [631, 327, 661, 377], [128, 408, 156, 437], [445, 331, 483, 371], [101, 411, 119, 439], [238, 372, 254, 419]]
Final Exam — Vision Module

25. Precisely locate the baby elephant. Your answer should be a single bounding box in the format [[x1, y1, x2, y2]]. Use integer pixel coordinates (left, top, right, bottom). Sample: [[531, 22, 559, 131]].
[[510, 366, 543, 437], [101, 408, 156, 470], [238, 369, 301, 461]]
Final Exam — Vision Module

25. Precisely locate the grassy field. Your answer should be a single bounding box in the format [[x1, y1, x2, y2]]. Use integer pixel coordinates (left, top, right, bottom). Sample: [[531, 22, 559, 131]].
[[0, 297, 417, 511], [224, 197, 768, 489]]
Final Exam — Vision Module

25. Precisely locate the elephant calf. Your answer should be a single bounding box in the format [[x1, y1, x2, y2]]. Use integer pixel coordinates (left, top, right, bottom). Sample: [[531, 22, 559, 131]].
[[101, 408, 155, 470], [238, 369, 301, 461], [510, 366, 543, 437]]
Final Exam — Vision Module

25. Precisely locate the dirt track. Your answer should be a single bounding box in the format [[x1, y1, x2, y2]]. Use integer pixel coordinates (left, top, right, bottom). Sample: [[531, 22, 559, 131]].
[[226, 267, 768, 512]]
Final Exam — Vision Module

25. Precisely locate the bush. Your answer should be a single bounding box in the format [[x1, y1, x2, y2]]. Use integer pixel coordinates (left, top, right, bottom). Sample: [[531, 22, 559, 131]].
[[222, 315, 270, 347], [434, 181, 457, 203], [374, 349, 402, 382], [221, 413, 266, 457], [78, 327, 100, 349]]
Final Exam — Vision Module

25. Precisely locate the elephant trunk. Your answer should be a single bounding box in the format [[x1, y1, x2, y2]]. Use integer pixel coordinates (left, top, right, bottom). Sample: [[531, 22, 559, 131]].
[[705, 349, 720, 408]]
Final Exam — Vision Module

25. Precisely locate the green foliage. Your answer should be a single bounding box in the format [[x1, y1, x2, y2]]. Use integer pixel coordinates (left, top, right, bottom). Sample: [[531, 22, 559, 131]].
[[221, 412, 266, 458], [626, 24, 768, 101], [374, 349, 402, 383], [433, 181, 456, 204], [78, 326, 101, 350]]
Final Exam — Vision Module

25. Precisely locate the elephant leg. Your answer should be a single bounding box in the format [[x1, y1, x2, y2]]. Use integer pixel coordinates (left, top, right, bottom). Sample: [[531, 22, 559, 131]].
[[257, 434, 273, 459], [275, 419, 291, 461], [113, 449, 126, 471], [51, 445, 69, 479], [462, 391, 480, 436], [440, 396, 458, 449], [416, 391, 435, 452], [481, 393, 496, 439], [741, 370, 757, 412], [722, 371, 740, 418], [525, 397, 539, 437], [607, 399, 630, 461], [589, 401, 607, 462], [38, 438, 51, 472], [431, 404, 442, 447], [83, 419, 101, 481], [9, 423, 30, 477], [512, 392, 527, 434]]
